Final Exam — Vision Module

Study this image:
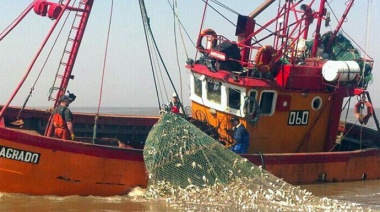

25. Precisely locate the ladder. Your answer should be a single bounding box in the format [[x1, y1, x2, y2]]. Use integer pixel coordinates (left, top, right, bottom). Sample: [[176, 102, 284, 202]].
[[44, 0, 95, 137], [48, 0, 94, 106]]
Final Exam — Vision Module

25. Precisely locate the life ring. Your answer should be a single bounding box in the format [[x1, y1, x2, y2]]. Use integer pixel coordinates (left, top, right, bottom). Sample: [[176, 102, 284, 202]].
[[196, 28, 217, 50], [254, 45, 276, 73], [354, 100, 373, 125]]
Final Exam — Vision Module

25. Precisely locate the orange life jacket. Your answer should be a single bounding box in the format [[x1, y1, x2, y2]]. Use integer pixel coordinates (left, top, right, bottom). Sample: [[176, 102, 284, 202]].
[[53, 107, 68, 129]]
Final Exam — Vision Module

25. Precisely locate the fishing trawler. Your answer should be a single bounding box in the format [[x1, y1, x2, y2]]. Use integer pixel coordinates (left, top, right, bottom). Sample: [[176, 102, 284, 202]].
[[0, 0, 379, 196], [0, 0, 153, 196], [185, 0, 380, 184]]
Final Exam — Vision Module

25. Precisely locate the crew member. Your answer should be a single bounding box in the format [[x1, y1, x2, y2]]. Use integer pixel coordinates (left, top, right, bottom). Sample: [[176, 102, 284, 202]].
[[167, 92, 183, 114], [53, 94, 75, 140], [229, 117, 250, 154]]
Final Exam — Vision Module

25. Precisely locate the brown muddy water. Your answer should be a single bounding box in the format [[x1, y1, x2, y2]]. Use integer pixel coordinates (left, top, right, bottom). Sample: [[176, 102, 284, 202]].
[[0, 180, 379, 211]]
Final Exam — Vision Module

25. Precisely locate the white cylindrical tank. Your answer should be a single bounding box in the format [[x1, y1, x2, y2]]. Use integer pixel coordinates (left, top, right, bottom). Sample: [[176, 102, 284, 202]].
[[322, 60, 360, 82]]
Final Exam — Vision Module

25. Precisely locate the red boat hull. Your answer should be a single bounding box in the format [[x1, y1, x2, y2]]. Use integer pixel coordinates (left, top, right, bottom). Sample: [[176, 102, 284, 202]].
[[0, 127, 147, 196], [246, 148, 380, 184]]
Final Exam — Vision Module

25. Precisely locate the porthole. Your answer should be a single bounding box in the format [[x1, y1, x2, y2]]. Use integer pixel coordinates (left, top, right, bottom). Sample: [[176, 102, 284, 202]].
[[311, 96, 322, 110]]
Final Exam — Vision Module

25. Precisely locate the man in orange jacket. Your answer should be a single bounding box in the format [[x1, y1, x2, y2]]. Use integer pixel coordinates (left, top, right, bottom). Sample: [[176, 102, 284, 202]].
[[53, 94, 75, 140]]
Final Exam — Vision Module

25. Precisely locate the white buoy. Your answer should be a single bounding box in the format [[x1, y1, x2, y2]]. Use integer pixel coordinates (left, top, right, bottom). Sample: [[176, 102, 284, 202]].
[[322, 60, 360, 82]]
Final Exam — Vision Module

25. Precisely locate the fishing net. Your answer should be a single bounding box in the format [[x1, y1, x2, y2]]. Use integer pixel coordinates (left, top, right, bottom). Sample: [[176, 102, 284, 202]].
[[320, 32, 360, 61], [143, 113, 367, 211], [322, 32, 373, 87]]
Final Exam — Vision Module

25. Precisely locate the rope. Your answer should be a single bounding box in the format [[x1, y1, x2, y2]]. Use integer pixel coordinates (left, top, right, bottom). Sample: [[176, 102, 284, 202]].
[[0, 0, 72, 123], [139, 0, 163, 110], [152, 48, 170, 104], [336, 96, 352, 151], [172, 0, 183, 100], [0, 1, 34, 41], [325, 1, 373, 61], [198, 0, 268, 53], [361, 0, 372, 81], [10, 1, 78, 122], [195, 0, 209, 61], [201, 0, 238, 24], [15, 89, 33, 122], [209, 0, 239, 15], [139, 0, 187, 114], [48, 0, 79, 100], [93, 0, 114, 142], [166, 1, 196, 49]]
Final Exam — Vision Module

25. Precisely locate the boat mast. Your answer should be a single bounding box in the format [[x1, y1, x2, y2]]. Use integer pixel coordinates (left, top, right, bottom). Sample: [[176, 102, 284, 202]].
[[324, 0, 355, 53], [45, 0, 95, 136], [53, 0, 94, 104], [0, 2, 34, 42], [0, 0, 74, 126], [237, 0, 275, 63], [310, 0, 326, 57]]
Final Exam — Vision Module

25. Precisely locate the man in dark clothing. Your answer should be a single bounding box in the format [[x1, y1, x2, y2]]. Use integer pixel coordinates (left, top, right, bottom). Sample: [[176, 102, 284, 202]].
[[167, 92, 183, 114], [229, 117, 250, 154], [53, 95, 75, 140]]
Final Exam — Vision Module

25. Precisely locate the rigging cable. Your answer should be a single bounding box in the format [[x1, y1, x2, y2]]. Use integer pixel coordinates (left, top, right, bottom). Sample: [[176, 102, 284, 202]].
[[199, 0, 265, 51], [200, 0, 274, 36], [195, 0, 209, 61], [325, 1, 373, 61], [148, 33, 171, 107], [153, 46, 170, 105], [139, 0, 163, 110], [49, 0, 80, 101], [168, 0, 196, 48], [13, 0, 77, 123], [150, 40, 169, 105], [171, 0, 183, 100], [139, 0, 186, 114], [93, 0, 114, 142], [209, 0, 239, 15], [361, 0, 372, 82], [201, 0, 237, 24], [167, 0, 196, 112], [0, 1, 34, 41], [0, 0, 72, 122], [167, 0, 194, 53]]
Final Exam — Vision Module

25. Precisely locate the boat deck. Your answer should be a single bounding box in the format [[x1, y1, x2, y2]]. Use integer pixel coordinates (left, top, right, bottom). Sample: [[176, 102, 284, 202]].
[[6, 127, 41, 136]]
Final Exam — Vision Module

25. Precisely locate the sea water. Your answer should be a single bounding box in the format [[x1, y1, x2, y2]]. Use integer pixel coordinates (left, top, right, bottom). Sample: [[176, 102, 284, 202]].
[[0, 180, 379, 211]]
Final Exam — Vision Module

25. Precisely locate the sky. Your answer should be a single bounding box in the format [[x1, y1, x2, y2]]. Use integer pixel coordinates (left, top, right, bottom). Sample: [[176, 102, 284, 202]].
[[0, 0, 379, 110]]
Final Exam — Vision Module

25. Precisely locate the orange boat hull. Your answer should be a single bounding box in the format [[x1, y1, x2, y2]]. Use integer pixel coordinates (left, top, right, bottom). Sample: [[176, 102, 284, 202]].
[[0, 127, 147, 196], [2, 126, 380, 196]]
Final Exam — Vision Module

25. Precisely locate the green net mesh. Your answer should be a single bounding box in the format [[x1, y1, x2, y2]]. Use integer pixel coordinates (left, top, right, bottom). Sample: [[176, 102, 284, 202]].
[[142, 113, 368, 211], [322, 32, 373, 87], [144, 113, 262, 188]]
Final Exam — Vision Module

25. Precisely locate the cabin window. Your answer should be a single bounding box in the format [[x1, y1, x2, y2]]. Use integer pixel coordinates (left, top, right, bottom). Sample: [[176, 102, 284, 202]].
[[259, 91, 276, 116], [311, 96, 322, 110], [194, 77, 203, 97], [206, 79, 221, 103], [228, 88, 241, 110], [247, 90, 258, 115]]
